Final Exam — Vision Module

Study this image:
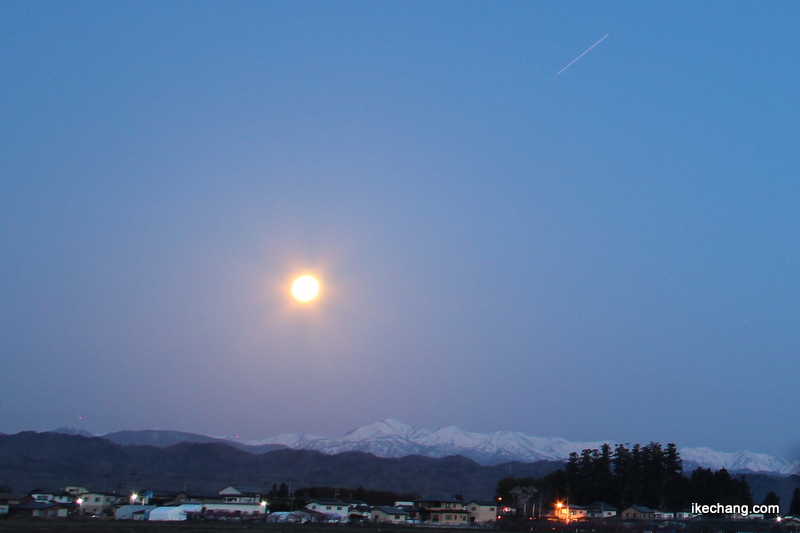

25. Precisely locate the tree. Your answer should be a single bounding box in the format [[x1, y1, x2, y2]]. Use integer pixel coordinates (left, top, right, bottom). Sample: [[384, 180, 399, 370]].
[[496, 476, 538, 503], [762, 491, 780, 518], [688, 467, 752, 512], [789, 487, 800, 516]]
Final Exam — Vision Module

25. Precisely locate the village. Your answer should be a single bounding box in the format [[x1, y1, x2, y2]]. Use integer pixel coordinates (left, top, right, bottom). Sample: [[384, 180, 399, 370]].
[[1, 484, 797, 529]]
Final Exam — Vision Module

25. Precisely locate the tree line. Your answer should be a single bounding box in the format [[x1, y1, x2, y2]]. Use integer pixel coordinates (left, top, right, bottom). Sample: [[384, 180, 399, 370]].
[[266, 482, 420, 511], [497, 442, 758, 514]]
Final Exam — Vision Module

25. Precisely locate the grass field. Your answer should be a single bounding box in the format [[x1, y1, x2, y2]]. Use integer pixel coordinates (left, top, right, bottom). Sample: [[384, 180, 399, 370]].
[[0, 519, 461, 533]]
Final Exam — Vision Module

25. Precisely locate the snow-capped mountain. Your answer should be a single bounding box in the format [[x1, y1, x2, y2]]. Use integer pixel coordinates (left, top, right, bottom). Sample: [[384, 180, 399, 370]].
[[247, 419, 612, 464], [679, 447, 799, 475], [247, 419, 800, 475], [52, 419, 799, 475]]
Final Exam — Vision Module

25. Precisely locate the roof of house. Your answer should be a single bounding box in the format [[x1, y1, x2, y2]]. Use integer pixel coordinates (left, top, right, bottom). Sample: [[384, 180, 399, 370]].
[[220, 485, 260, 495], [587, 501, 618, 511], [373, 506, 409, 515], [28, 488, 71, 496], [624, 505, 654, 513], [308, 498, 350, 506], [464, 500, 497, 507], [14, 501, 76, 510], [177, 491, 223, 500]]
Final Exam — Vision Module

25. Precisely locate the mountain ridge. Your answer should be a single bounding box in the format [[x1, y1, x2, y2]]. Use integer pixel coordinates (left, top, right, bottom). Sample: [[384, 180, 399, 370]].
[[51, 419, 800, 475]]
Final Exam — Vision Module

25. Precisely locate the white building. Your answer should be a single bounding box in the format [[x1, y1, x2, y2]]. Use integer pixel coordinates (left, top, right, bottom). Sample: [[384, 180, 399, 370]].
[[306, 499, 351, 521], [149, 504, 203, 521]]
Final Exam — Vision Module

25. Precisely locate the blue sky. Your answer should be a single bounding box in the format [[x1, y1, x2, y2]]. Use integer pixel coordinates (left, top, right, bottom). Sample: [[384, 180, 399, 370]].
[[1, 1, 799, 459]]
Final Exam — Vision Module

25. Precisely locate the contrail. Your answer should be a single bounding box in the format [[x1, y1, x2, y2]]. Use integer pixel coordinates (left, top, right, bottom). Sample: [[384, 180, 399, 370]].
[[557, 34, 609, 75]]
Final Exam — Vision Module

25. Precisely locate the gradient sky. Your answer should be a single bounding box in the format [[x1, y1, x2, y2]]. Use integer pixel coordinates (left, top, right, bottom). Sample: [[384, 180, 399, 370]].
[[2, 1, 799, 459]]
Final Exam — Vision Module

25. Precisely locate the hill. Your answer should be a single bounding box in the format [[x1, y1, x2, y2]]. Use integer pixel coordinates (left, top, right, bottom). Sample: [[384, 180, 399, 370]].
[[0, 431, 560, 499]]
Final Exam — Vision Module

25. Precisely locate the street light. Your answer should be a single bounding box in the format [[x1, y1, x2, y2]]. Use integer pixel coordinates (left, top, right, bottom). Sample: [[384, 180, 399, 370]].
[[556, 501, 569, 523]]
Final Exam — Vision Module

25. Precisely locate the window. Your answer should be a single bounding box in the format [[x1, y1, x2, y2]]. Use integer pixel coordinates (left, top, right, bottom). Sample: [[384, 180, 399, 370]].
[[326, 506, 331, 510]]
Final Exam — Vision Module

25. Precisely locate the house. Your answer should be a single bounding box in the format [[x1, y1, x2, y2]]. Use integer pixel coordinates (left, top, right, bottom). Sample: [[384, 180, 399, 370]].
[[140, 490, 179, 507], [653, 509, 675, 520], [24, 488, 75, 504], [0, 493, 24, 515], [219, 485, 261, 504], [306, 498, 351, 521], [192, 486, 267, 519], [202, 501, 268, 520], [348, 502, 371, 522], [77, 492, 124, 516], [371, 506, 408, 524], [464, 500, 498, 523], [586, 501, 617, 519], [415, 498, 471, 526], [174, 490, 224, 504], [395, 501, 422, 522], [621, 505, 655, 520], [11, 501, 76, 518], [567, 504, 587, 520], [553, 502, 587, 521]]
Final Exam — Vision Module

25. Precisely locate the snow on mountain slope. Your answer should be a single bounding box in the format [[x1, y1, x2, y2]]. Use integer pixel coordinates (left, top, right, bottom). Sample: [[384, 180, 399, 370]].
[[250, 419, 800, 475], [51, 420, 799, 475], [680, 447, 799, 475]]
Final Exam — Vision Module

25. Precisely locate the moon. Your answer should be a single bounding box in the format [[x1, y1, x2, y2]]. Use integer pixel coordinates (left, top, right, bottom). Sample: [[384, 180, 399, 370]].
[[291, 275, 320, 302]]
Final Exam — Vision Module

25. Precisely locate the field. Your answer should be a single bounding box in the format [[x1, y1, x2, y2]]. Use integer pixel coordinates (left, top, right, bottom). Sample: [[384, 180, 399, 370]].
[[0, 520, 440, 533]]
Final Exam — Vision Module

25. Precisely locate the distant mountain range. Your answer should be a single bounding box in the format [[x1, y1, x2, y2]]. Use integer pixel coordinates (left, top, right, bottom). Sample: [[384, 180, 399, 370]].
[[53, 418, 800, 475], [0, 431, 559, 500]]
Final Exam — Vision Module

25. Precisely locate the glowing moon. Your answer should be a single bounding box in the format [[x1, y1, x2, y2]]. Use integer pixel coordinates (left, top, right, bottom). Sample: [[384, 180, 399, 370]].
[[291, 275, 319, 301]]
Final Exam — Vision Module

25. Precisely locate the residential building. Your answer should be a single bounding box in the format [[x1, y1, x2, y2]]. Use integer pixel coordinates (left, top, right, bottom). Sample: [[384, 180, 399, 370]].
[[464, 500, 498, 523], [372, 506, 409, 524], [24, 488, 75, 504], [219, 485, 261, 504], [586, 501, 618, 519], [415, 498, 470, 526], [306, 498, 351, 521], [77, 492, 123, 516], [621, 505, 655, 520], [0, 493, 24, 515], [553, 502, 587, 521], [12, 501, 76, 518], [174, 490, 223, 504]]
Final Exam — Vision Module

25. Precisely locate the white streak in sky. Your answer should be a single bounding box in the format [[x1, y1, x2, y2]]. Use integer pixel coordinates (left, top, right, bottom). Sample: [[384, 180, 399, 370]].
[[557, 34, 609, 75]]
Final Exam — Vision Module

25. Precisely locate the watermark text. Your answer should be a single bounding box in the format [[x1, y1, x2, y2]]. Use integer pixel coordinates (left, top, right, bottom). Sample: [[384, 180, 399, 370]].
[[691, 503, 780, 516]]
